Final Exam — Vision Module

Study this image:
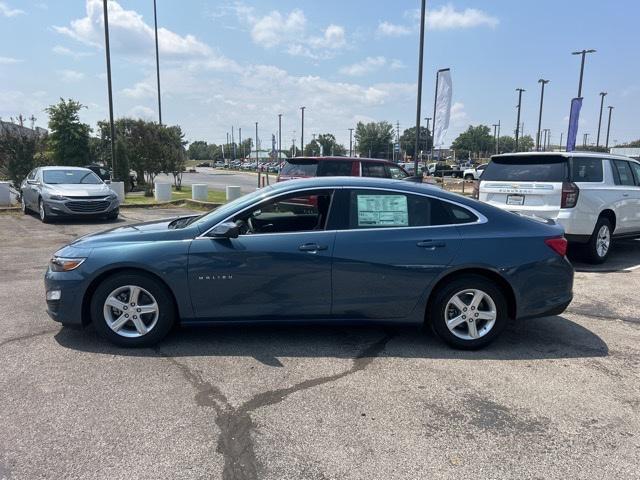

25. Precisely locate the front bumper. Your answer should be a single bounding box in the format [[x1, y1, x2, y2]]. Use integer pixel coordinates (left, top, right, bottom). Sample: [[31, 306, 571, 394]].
[[44, 197, 119, 217], [44, 269, 87, 326]]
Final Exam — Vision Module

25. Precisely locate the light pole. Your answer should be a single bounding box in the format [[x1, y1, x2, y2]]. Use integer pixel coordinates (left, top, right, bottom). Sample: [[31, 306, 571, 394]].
[[102, 0, 116, 178], [255, 122, 259, 184], [424, 117, 431, 159], [413, 0, 427, 175], [605, 106, 614, 149], [300, 106, 305, 157], [278, 113, 282, 161], [153, 0, 162, 125], [572, 49, 596, 98], [596, 92, 607, 147], [492, 123, 499, 154], [348, 128, 354, 156], [583, 133, 589, 148], [536, 79, 549, 151], [238, 127, 242, 159], [515, 88, 525, 151]]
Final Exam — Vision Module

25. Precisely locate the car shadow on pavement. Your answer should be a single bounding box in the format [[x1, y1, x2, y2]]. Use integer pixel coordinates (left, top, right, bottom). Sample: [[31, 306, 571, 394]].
[[569, 238, 640, 273], [54, 314, 608, 365]]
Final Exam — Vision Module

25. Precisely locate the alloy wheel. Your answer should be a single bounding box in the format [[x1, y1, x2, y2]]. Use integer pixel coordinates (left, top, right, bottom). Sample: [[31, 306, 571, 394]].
[[39, 200, 45, 221], [103, 285, 159, 338], [444, 289, 497, 340], [596, 224, 610, 258]]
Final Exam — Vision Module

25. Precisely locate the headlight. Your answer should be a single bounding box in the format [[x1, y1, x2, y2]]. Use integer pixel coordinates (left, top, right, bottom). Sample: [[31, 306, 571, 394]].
[[49, 194, 67, 201], [50, 257, 86, 272]]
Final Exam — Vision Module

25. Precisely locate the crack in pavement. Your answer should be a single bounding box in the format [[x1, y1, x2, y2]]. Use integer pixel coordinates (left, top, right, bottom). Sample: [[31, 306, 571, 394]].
[[566, 308, 640, 326], [0, 328, 58, 349], [155, 332, 394, 480]]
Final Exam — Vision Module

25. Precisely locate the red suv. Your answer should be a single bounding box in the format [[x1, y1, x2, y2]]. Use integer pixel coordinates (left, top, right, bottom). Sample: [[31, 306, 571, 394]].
[[277, 157, 409, 182]]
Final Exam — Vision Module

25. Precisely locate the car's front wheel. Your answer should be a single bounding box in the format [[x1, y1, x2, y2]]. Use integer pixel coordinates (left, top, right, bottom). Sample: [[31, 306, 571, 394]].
[[21, 194, 29, 214], [464, 174, 474, 181], [90, 272, 176, 347], [38, 198, 50, 223], [429, 275, 508, 349]]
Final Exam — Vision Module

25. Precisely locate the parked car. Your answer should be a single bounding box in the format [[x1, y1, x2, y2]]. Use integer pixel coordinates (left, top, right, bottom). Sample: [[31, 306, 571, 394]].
[[278, 157, 409, 181], [45, 176, 573, 349], [478, 152, 640, 263], [196, 162, 212, 167], [427, 162, 463, 178], [21, 166, 119, 223], [84, 164, 111, 181], [463, 163, 488, 180]]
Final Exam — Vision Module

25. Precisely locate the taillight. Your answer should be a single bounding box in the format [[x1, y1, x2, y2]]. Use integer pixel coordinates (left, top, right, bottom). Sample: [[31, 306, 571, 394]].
[[545, 237, 568, 256], [561, 182, 579, 208]]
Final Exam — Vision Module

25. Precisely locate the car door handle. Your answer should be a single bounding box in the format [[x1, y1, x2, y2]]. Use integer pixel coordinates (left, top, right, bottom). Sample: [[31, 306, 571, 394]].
[[623, 193, 629, 197], [298, 243, 328, 252], [416, 240, 446, 249]]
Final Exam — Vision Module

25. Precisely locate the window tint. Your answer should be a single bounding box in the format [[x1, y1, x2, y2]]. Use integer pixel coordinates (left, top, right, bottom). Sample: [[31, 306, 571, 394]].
[[629, 161, 640, 186], [362, 162, 387, 178], [317, 160, 352, 176], [482, 155, 568, 182], [571, 157, 603, 182], [233, 189, 333, 234], [347, 189, 477, 229], [280, 159, 318, 177], [612, 160, 635, 186]]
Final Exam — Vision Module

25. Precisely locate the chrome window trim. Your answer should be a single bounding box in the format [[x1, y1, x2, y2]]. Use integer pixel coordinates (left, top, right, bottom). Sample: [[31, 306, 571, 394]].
[[196, 184, 487, 239]]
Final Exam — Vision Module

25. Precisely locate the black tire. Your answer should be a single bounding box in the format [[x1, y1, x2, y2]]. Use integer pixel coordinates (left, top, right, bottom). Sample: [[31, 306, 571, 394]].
[[429, 275, 509, 350], [106, 208, 119, 220], [583, 217, 612, 264], [90, 271, 176, 347], [38, 198, 51, 223], [20, 194, 30, 214], [464, 174, 474, 181]]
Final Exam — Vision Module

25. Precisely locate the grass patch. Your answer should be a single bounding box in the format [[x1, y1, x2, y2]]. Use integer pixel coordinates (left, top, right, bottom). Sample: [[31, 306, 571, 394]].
[[124, 185, 226, 205]]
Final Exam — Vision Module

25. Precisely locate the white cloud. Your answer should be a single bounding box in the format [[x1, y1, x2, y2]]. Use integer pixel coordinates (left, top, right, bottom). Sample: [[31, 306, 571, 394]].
[[128, 105, 155, 119], [0, 1, 24, 17], [0, 56, 22, 64], [54, 0, 212, 58], [57, 69, 85, 82], [340, 56, 387, 76], [236, 6, 347, 59], [121, 82, 155, 99], [427, 5, 499, 30], [52, 45, 93, 59], [377, 21, 411, 37], [450, 102, 468, 125]]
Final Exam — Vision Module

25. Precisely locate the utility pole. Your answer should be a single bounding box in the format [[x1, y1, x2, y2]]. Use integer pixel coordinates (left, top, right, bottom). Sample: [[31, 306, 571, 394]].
[[300, 106, 305, 157], [102, 0, 116, 178], [226, 132, 229, 161], [231, 126, 235, 161], [255, 122, 259, 184], [572, 49, 596, 98], [153, 0, 162, 125], [413, 0, 427, 175], [239, 127, 242, 159], [583, 133, 589, 148], [424, 117, 431, 160], [515, 88, 525, 151], [605, 106, 614, 149], [278, 114, 282, 161], [492, 123, 499, 154], [497, 120, 501, 153], [396, 121, 400, 161], [596, 92, 607, 147], [348, 128, 354, 157], [559, 132, 563, 151], [536, 79, 549, 151]]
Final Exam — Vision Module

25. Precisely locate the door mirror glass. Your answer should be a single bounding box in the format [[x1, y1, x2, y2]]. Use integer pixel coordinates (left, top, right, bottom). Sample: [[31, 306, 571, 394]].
[[209, 221, 240, 239], [26, 179, 39, 185]]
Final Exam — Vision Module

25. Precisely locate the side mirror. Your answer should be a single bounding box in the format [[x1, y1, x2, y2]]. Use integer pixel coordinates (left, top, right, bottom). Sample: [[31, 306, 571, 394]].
[[209, 221, 240, 239], [26, 179, 38, 185], [105, 179, 112, 184]]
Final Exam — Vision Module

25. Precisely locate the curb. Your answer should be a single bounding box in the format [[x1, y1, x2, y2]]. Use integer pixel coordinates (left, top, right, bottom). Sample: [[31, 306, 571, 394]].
[[121, 198, 223, 209]]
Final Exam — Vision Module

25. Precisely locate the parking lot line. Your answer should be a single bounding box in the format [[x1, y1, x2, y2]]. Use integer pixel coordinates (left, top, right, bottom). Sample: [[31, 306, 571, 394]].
[[624, 264, 640, 272]]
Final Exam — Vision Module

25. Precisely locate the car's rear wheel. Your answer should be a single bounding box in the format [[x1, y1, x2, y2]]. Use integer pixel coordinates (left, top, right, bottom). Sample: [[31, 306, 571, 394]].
[[90, 272, 175, 347], [464, 174, 474, 181], [38, 198, 50, 223], [584, 217, 612, 264], [429, 275, 508, 349]]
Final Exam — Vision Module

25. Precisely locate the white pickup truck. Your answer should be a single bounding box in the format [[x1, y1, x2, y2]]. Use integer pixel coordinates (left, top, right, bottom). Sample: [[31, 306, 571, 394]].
[[463, 163, 488, 180]]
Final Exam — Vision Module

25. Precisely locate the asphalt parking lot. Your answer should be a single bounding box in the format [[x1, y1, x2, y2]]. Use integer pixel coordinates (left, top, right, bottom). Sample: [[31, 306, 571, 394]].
[[1, 208, 639, 480]]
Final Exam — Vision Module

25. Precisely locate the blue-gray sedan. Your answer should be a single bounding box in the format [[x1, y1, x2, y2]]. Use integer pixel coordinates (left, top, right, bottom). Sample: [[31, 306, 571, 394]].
[[44, 177, 573, 349]]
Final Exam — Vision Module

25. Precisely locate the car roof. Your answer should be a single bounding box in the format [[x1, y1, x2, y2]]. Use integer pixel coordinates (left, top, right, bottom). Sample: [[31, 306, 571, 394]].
[[286, 156, 397, 164], [491, 151, 637, 162]]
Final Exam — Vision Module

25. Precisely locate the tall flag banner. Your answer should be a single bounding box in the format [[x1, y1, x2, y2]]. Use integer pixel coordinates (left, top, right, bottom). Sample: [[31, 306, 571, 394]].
[[566, 97, 583, 152], [433, 69, 453, 148]]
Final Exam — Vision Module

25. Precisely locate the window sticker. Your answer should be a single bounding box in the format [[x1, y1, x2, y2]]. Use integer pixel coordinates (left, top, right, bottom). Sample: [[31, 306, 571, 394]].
[[357, 194, 408, 227]]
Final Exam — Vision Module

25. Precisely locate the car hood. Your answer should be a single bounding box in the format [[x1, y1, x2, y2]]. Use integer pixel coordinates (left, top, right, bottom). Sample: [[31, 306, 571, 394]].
[[70, 217, 199, 246], [46, 183, 112, 197]]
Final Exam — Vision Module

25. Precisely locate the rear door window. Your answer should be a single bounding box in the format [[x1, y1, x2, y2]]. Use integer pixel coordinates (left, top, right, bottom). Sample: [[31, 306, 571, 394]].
[[280, 159, 318, 177], [482, 155, 568, 182], [570, 157, 603, 182], [628, 161, 640, 186], [317, 160, 353, 176], [612, 160, 635, 186]]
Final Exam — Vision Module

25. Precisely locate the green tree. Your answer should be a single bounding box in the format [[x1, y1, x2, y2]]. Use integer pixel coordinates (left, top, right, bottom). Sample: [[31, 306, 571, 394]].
[[400, 126, 432, 159], [618, 139, 640, 148], [163, 125, 187, 190], [238, 138, 253, 159], [45, 98, 91, 166], [355, 121, 394, 158], [187, 140, 210, 160], [0, 121, 47, 188], [451, 125, 494, 156]]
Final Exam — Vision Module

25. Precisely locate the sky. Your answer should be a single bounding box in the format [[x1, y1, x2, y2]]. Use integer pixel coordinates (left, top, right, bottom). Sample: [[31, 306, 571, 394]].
[[1, 0, 639, 150]]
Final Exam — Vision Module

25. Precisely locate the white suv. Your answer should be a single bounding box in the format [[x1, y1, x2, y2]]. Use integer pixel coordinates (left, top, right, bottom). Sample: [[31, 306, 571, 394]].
[[478, 152, 640, 263]]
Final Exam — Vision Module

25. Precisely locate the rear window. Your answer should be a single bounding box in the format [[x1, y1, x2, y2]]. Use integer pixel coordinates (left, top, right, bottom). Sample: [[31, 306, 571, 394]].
[[280, 159, 318, 177], [317, 160, 353, 176], [482, 155, 568, 182]]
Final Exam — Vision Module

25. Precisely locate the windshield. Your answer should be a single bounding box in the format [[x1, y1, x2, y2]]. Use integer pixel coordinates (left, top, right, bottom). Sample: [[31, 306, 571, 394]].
[[43, 169, 103, 185], [280, 160, 318, 177], [194, 186, 275, 230], [482, 155, 568, 182]]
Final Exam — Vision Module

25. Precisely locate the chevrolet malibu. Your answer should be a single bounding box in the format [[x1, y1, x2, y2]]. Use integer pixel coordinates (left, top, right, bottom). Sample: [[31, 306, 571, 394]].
[[45, 177, 573, 349]]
